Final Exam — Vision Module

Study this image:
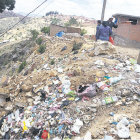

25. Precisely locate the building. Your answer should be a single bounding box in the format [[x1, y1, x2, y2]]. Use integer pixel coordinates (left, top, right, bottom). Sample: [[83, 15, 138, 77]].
[[50, 24, 81, 36], [112, 14, 140, 48]]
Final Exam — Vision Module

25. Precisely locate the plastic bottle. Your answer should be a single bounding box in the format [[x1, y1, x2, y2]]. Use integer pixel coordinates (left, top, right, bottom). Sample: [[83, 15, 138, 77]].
[[102, 96, 118, 105], [109, 76, 122, 85]]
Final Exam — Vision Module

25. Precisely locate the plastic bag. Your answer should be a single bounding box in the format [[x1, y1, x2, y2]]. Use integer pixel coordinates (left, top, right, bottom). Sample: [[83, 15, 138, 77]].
[[109, 36, 114, 45], [77, 84, 97, 97]]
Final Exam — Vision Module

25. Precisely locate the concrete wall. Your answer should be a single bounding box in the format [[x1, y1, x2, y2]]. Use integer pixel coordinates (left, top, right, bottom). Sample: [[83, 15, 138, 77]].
[[50, 24, 81, 36], [114, 35, 140, 48]]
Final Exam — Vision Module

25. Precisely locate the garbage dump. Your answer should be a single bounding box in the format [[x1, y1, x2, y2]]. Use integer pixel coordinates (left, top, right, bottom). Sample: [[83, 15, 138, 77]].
[[0, 36, 140, 140]]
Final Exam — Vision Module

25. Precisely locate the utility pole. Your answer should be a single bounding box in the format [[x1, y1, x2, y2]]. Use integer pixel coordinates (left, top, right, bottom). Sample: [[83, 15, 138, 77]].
[[101, 0, 107, 22], [138, 51, 140, 65]]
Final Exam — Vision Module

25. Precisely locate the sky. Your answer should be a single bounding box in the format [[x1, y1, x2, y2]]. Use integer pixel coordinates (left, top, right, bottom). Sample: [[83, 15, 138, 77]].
[[14, 0, 140, 20]]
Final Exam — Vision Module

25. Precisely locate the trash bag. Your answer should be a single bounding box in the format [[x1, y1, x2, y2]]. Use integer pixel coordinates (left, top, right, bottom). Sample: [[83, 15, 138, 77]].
[[56, 31, 64, 37], [109, 36, 114, 45], [77, 84, 97, 98]]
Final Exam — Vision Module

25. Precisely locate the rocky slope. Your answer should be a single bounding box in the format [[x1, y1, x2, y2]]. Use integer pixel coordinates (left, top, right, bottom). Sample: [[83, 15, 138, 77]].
[[0, 11, 23, 19], [0, 32, 140, 139], [0, 14, 139, 140]]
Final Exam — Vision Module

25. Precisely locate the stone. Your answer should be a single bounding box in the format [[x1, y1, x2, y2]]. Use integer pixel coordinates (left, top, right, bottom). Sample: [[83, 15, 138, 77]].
[[129, 124, 136, 132], [21, 84, 32, 92], [10, 92, 19, 97], [14, 97, 27, 107], [0, 76, 9, 87], [25, 92, 33, 97], [88, 52, 94, 57], [130, 132, 140, 139], [136, 121, 140, 128], [90, 104, 97, 108], [121, 89, 131, 97], [0, 111, 6, 117], [72, 67, 82, 76], [33, 86, 44, 93], [4, 102, 14, 111], [94, 41, 116, 56], [0, 88, 9, 95], [90, 108, 97, 113], [27, 98, 34, 106], [96, 70, 105, 77], [91, 131, 100, 138], [49, 70, 58, 77], [115, 101, 123, 106], [0, 96, 6, 107], [136, 128, 140, 133]]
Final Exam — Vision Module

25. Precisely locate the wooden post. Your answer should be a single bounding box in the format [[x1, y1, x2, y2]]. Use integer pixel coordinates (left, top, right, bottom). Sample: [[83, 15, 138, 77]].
[[101, 0, 107, 22]]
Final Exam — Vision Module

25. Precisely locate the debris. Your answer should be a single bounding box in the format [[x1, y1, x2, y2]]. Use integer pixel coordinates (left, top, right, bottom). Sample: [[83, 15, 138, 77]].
[[94, 41, 116, 56], [83, 131, 92, 140], [71, 119, 83, 134], [117, 117, 130, 139], [61, 46, 67, 52], [103, 135, 113, 140], [102, 96, 118, 105], [109, 75, 123, 85], [77, 84, 97, 97]]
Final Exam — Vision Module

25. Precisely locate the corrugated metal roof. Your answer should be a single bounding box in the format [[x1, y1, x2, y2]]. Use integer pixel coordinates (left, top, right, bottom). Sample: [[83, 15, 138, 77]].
[[112, 13, 140, 19]]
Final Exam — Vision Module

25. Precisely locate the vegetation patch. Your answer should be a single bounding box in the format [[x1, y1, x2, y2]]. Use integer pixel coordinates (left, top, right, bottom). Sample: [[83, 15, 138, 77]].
[[65, 17, 78, 27], [80, 29, 87, 36], [72, 42, 83, 51], [36, 37, 43, 45], [41, 27, 50, 35], [38, 45, 46, 54], [50, 59, 55, 65], [18, 61, 26, 73], [31, 30, 39, 40]]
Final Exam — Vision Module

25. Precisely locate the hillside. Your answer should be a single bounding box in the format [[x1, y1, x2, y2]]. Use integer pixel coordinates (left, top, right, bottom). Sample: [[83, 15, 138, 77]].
[[0, 14, 140, 140], [0, 11, 23, 19]]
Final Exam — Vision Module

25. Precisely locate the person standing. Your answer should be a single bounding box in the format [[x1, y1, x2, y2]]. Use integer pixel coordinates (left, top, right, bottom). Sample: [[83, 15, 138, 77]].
[[96, 20, 101, 41], [107, 17, 118, 30], [107, 17, 118, 44], [96, 21, 112, 41]]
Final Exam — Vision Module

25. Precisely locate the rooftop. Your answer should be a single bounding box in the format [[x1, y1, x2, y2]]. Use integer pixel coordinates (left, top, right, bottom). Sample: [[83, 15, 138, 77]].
[[112, 13, 140, 19]]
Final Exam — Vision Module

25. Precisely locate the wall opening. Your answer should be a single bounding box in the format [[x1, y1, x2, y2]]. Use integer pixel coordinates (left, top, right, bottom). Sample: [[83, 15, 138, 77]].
[[129, 19, 138, 25]]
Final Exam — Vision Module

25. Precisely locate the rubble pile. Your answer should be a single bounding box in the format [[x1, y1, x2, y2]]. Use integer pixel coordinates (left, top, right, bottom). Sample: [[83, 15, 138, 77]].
[[0, 36, 140, 139]]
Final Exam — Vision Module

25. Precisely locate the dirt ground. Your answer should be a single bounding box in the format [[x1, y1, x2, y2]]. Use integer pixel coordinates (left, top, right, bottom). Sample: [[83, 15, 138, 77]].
[[116, 46, 139, 59], [89, 102, 140, 140]]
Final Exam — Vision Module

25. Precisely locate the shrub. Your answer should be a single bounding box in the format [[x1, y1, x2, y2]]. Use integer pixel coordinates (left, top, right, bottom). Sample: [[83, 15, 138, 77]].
[[72, 42, 83, 51], [80, 29, 87, 36], [18, 61, 26, 73], [51, 18, 60, 25], [64, 17, 79, 27], [50, 59, 55, 65], [41, 27, 50, 35], [36, 37, 43, 45], [30, 30, 39, 40], [38, 45, 46, 54], [64, 22, 70, 27]]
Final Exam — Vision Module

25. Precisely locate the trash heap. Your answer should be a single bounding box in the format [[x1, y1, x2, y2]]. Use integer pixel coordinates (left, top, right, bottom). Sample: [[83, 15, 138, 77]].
[[0, 38, 140, 139]]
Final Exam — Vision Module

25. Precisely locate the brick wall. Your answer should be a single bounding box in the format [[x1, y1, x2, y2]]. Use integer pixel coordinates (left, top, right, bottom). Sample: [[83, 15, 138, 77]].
[[50, 24, 81, 36], [50, 24, 67, 36], [67, 27, 81, 34], [113, 17, 140, 42]]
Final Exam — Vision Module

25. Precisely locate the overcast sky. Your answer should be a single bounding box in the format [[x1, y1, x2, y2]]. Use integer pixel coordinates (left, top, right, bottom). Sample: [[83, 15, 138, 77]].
[[14, 0, 139, 20]]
